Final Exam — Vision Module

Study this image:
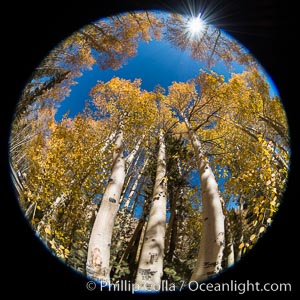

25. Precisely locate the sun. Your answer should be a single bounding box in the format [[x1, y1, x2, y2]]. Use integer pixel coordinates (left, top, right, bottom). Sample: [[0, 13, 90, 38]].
[[188, 15, 205, 33], [186, 14, 207, 39]]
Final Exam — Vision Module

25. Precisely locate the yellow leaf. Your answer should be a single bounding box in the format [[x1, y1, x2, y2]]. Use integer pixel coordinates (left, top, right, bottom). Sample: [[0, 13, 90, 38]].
[[250, 234, 256, 241], [238, 242, 244, 249], [259, 227, 265, 234], [45, 228, 51, 235], [267, 218, 272, 224]]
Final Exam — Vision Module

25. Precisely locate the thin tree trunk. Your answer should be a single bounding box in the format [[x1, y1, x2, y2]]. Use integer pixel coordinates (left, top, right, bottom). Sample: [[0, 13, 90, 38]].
[[225, 216, 235, 268], [236, 196, 244, 262], [129, 192, 140, 217], [135, 130, 167, 290], [25, 202, 36, 219], [166, 209, 178, 263], [183, 116, 225, 283], [130, 176, 147, 217], [165, 191, 176, 257], [165, 189, 183, 263], [119, 137, 144, 205], [114, 196, 151, 278], [123, 157, 148, 210], [133, 219, 147, 279], [165, 158, 184, 262], [227, 235, 235, 268], [9, 159, 24, 197], [125, 136, 144, 169], [36, 194, 67, 235], [119, 151, 141, 204], [101, 130, 117, 153], [86, 123, 125, 282]]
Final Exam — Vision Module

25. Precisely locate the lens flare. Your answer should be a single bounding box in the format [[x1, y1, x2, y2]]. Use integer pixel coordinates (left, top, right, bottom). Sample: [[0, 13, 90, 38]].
[[185, 14, 207, 40], [188, 15, 205, 34]]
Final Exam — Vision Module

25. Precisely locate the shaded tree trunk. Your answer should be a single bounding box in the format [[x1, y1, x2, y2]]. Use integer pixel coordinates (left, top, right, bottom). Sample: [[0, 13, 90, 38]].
[[135, 130, 167, 290], [113, 196, 151, 279], [165, 193, 176, 257], [165, 158, 184, 262]]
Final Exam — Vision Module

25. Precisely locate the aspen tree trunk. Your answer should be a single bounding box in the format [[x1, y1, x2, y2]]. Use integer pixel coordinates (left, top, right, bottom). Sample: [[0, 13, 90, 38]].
[[119, 137, 144, 205], [112, 155, 147, 264], [225, 213, 235, 268], [227, 235, 235, 268], [165, 190, 183, 263], [9, 159, 24, 197], [125, 136, 144, 168], [25, 202, 36, 219], [165, 194, 176, 256], [86, 124, 125, 282], [101, 130, 117, 153], [36, 194, 67, 235], [123, 157, 148, 210], [134, 219, 147, 279], [165, 158, 183, 261], [236, 197, 244, 261], [114, 196, 151, 278], [135, 130, 167, 291], [183, 117, 225, 282], [130, 176, 147, 217], [119, 151, 141, 204]]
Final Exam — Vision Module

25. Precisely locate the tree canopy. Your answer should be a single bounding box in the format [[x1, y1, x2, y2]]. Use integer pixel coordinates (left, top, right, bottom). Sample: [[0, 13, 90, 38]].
[[9, 10, 289, 291]]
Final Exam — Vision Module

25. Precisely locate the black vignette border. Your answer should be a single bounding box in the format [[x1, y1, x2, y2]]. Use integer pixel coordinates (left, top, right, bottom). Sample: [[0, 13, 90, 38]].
[[2, 0, 297, 297]]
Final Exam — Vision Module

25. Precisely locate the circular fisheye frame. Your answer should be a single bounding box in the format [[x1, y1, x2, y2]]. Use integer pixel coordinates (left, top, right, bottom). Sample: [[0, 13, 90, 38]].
[[9, 9, 290, 293]]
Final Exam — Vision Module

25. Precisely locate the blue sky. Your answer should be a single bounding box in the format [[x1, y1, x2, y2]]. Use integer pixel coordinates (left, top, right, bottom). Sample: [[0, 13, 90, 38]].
[[53, 32, 280, 214], [55, 38, 255, 120]]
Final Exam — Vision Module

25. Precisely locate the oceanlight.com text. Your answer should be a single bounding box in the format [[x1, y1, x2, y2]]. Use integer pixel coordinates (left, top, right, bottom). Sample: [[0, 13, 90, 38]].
[[86, 279, 292, 294]]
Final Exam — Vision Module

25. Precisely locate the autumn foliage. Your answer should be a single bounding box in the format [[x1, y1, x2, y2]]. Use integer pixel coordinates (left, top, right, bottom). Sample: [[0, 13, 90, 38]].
[[10, 11, 289, 290]]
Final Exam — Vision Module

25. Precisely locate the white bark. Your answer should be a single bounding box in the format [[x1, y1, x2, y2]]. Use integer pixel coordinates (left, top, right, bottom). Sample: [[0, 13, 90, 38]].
[[125, 136, 144, 168], [183, 117, 225, 282], [119, 151, 141, 204], [36, 194, 67, 235], [86, 125, 125, 282], [135, 130, 167, 291], [9, 159, 24, 197], [119, 136, 144, 204], [100, 130, 117, 153], [25, 202, 36, 219], [123, 157, 149, 210]]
